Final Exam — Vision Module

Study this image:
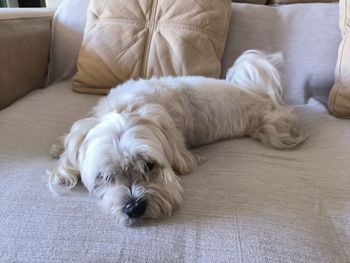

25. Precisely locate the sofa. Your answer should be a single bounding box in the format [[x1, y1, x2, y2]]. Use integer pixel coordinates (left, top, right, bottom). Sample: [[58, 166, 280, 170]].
[[1, 1, 349, 262]]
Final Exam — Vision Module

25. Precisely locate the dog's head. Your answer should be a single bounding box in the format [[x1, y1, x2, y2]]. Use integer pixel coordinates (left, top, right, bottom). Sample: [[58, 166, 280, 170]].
[[61, 103, 197, 225]]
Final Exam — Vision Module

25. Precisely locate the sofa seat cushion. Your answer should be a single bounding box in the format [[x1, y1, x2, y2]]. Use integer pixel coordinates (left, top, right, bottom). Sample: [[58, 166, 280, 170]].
[[0, 81, 349, 262], [72, 0, 231, 94]]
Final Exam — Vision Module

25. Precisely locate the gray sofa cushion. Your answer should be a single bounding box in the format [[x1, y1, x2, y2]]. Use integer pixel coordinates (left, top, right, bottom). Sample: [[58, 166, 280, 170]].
[[48, 0, 90, 83], [222, 3, 340, 105], [0, 81, 349, 262], [48, 1, 340, 106]]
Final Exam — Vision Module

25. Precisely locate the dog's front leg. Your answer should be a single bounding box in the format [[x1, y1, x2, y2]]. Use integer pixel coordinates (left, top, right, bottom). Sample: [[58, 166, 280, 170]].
[[49, 153, 80, 190], [50, 136, 65, 159], [49, 117, 99, 191]]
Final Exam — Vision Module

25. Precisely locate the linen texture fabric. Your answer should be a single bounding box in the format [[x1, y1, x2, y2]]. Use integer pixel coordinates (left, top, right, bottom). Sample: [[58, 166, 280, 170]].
[[0, 81, 350, 262]]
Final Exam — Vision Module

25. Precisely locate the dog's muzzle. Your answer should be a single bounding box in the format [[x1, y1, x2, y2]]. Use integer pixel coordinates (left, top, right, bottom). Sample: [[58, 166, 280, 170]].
[[122, 200, 146, 218]]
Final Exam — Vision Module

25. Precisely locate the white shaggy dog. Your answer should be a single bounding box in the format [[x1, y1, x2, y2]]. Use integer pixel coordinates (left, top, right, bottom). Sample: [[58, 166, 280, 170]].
[[49, 50, 306, 225]]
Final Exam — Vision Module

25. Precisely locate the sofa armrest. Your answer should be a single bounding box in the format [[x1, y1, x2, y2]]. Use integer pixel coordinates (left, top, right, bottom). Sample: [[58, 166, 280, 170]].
[[0, 8, 55, 110]]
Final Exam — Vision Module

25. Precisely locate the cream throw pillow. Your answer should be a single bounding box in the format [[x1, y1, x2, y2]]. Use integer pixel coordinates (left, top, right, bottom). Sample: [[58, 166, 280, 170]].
[[329, 0, 350, 118], [72, 0, 232, 94]]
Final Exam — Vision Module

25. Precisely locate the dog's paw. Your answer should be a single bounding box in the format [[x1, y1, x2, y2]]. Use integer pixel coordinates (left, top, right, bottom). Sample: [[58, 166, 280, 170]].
[[50, 144, 64, 159]]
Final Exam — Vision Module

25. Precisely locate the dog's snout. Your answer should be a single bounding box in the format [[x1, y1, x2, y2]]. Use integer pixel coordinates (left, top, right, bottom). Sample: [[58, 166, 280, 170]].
[[122, 200, 146, 218]]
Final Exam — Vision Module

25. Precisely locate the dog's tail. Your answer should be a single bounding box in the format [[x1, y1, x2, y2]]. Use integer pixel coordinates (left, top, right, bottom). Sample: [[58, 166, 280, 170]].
[[226, 50, 307, 149], [226, 50, 284, 108]]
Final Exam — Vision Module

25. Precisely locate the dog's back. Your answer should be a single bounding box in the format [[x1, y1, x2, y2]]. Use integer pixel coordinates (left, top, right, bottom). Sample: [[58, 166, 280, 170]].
[[94, 50, 306, 149]]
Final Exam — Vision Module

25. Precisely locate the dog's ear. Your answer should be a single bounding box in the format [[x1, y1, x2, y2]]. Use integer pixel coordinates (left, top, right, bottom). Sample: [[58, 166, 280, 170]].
[[137, 103, 198, 175], [171, 144, 198, 175], [49, 117, 99, 192], [63, 117, 100, 165], [151, 111, 198, 175]]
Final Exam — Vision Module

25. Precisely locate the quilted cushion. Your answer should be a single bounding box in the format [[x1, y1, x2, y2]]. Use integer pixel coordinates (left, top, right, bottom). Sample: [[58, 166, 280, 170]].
[[72, 0, 232, 94], [329, 0, 350, 118]]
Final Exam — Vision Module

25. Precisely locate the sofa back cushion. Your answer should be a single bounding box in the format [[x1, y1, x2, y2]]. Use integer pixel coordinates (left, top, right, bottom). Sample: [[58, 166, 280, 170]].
[[222, 3, 340, 105], [48, 0, 90, 82], [49, 0, 340, 105], [328, 0, 350, 118]]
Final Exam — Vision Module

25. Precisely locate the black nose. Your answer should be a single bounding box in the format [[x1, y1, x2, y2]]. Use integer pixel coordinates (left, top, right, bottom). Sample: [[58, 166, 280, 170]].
[[122, 200, 146, 218]]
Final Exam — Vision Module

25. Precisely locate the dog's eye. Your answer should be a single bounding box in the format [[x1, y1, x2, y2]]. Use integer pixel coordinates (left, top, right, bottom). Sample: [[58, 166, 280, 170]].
[[105, 172, 117, 183], [145, 160, 155, 172], [96, 172, 116, 183]]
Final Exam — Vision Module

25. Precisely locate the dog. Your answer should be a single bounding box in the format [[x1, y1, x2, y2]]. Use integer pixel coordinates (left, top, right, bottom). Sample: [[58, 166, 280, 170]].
[[49, 50, 306, 225]]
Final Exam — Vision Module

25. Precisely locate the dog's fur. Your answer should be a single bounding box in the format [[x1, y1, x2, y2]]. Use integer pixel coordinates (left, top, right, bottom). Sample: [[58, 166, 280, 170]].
[[49, 50, 306, 225]]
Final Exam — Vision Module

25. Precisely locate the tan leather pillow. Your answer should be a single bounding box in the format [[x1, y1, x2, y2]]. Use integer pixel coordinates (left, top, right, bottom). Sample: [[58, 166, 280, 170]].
[[328, 0, 350, 118], [73, 0, 232, 94]]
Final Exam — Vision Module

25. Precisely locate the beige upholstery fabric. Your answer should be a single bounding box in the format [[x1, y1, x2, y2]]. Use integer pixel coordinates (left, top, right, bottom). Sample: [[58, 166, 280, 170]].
[[1, 81, 350, 262], [72, 0, 231, 94], [329, 0, 350, 118], [0, 9, 54, 109], [268, 0, 337, 4]]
